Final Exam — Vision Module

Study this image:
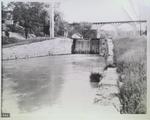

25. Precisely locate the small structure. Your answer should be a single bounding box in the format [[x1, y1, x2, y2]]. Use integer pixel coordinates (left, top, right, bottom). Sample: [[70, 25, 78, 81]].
[[71, 33, 83, 39]]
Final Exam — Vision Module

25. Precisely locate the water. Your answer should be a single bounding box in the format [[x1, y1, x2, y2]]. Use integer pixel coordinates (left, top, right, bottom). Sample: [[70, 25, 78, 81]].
[[2, 54, 118, 119]]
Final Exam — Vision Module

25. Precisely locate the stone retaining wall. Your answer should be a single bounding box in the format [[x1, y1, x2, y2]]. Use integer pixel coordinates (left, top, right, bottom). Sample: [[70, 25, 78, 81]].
[[2, 38, 73, 60], [94, 37, 121, 112]]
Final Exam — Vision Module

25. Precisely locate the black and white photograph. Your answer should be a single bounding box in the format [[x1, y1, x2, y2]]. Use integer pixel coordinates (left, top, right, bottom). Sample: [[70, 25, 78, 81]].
[[0, 0, 150, 119]]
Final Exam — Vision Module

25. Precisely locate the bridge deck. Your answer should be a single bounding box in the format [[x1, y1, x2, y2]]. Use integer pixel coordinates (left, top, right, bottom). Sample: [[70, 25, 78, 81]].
[[93, 20, 147, 25]]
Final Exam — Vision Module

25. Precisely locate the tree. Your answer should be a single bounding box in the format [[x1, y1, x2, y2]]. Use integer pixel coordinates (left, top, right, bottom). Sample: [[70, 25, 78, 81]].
[[6, 2, 68, 38], [54, 10, 70, 36], [1, 3, 7, 21], [68, 22, 95, 39], [8, 2, 47, 37]]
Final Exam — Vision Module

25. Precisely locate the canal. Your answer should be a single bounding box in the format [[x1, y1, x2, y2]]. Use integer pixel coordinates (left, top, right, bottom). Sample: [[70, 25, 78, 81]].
[[2, 54, 118, 119]]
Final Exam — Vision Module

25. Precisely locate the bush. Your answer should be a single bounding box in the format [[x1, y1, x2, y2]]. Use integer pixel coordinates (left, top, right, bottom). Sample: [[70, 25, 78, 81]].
[[90, 73, 103, 82], [119, 61, 146, 114], [7, 24, 24, 36], [2, 36, 19, 45], [114, 36, 147, 114]]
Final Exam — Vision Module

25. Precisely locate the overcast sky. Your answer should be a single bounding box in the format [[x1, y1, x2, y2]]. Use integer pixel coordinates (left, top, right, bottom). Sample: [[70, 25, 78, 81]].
[[3, 0, 150, 23], [59, 0, 150, 23]]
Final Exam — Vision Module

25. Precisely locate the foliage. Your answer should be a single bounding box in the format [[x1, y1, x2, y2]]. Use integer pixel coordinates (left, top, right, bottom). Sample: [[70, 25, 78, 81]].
[[2, 3, 7, 20], [54, 11, 69, 36], [2, 36, 18, 45], [7, 24, 24, 36], [68, 22, 95, 39], [8, 2, 48, 37], [114, 36, 147, 114], [4, 2, 67, 38], [90, 73, 103, 82], [3, 2, 94, 39]]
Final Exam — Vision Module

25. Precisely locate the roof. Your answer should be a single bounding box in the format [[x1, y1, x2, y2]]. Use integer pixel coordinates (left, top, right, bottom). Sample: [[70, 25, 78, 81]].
[[71, 33, 83, 39]]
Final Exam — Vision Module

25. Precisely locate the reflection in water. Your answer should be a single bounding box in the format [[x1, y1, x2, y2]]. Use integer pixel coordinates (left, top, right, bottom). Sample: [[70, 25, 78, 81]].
[[3, 55, 105, 114], [89, 72, 103, 88], [90, 82, 99, 88]]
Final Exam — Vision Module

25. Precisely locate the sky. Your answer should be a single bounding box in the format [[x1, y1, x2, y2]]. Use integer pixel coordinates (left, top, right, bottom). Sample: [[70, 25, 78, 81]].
[[2, 0, 150, 23], [59, 0, 150, 23]]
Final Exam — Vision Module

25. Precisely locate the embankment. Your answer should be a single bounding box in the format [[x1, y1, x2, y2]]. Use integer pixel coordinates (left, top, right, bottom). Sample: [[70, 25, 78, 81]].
[[2, 38, 73, 60], [114, 36, 147, 114], [95, 36, 147, 113], [94, 37, 121, 112]]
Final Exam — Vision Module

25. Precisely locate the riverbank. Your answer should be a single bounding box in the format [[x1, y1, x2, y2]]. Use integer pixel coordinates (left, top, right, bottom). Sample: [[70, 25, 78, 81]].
[[114, 36, 147, 113], [2, 38, 73, 60], [94, 35, 147, 113], [94, 37, 121, 112]]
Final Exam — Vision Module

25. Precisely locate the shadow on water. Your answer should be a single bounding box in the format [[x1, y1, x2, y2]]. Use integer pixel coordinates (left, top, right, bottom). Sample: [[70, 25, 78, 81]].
[[90, 82, 99, 88]]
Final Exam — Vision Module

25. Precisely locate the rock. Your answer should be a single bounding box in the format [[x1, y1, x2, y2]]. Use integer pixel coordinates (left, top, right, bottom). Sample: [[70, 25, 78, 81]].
[[100, 68, 118, 86]]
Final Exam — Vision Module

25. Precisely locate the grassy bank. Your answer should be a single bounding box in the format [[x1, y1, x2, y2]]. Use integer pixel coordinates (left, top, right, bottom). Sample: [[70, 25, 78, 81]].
[[113, 36, 147, 114]]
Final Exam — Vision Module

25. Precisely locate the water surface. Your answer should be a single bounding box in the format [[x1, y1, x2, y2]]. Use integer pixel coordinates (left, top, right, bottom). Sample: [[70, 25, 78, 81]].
[[2, 54, 112, 119]]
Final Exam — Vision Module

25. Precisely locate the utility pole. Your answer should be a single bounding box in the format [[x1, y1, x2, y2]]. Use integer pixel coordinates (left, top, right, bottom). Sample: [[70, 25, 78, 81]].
[[49, 2, 54, 38]]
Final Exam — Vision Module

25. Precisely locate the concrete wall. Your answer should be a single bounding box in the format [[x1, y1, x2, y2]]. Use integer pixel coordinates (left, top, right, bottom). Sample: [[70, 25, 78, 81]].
[[73, 39, 106, 54], [2, 38, 73, 60]]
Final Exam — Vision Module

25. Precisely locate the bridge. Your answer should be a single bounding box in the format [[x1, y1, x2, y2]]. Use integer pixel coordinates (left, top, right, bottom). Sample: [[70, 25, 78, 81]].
[[92, 20, 147, 37], [93, 20, 146, 25]]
